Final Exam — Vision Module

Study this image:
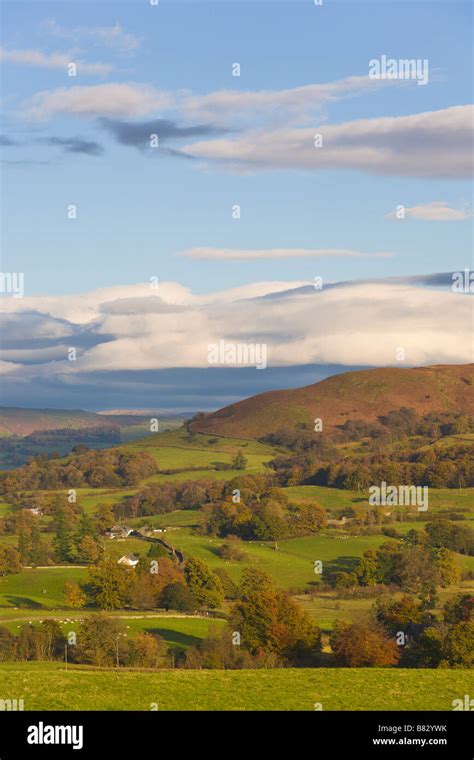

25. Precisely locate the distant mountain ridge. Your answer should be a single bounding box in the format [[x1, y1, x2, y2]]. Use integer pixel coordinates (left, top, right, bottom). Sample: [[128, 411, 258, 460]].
[[189, 364, 474, 440], [0, 407, 147, 436]]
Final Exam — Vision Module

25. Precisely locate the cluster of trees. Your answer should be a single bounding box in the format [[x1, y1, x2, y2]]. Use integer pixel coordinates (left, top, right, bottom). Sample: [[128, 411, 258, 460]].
[[184, 568, 321, 668], [425, 519, 474, 556], [266, 409, 474, 489], [270, 445, 474, 490], [115, 473, 274, 520], [374, 593, 473, 668], [0, 496, 117, 568], [1, 447, 157, 491], [329, 593, 474, 669], [332, 533, 461, 599], [0, 615, 167, 669], [262, 409, 474, 450], [201, 490, 327, 541], [66, 553, 227, 612], [345, 409, 474, 444]]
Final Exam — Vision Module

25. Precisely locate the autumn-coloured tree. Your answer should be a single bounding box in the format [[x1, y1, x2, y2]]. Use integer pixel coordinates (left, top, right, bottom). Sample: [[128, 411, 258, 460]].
[[330, 620, 400, 667], [231, 568, 320, 664], [87, 560, 132, 609], [64, 580, 86, 609]]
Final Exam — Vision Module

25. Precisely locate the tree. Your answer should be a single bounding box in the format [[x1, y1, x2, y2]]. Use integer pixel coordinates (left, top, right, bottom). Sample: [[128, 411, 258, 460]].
[[288, 502, 327, 535], [404, 627, 444, 668], [64, 580, 86, 609], [93, 503, 115, 533], [356, 551, 380, 586], [0, 626, 17, 661], [127, 632, 166, 668], [160, 582, 198, 612], [374, 595, 430, 634], [231, 568, 320, 664], [184, 557, 224, 609], [231, 451, 247, 470], [443, 594, 474, 625], [330, 620, 400, 667], [77, 535, 101, 564], [213, 568, 238, 600], [86, 560, 132, 609], [76, 614, 126, 667], [444, 622, 474, 668], [0, 545, 21, 575], [184, 627, 260, 670], [433, 548, 460, 587]]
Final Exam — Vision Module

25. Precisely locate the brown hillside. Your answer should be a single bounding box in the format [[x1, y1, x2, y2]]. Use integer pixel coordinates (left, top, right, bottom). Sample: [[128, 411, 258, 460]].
[[189, 365, 474, 440]]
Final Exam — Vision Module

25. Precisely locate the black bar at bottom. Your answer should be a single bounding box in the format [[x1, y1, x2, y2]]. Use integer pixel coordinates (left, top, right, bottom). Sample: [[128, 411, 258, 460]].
[[0, 711, 472, 758]]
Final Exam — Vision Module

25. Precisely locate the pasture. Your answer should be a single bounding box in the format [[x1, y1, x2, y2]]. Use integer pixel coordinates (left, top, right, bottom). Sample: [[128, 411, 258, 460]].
[[0, 662, 470, 711]]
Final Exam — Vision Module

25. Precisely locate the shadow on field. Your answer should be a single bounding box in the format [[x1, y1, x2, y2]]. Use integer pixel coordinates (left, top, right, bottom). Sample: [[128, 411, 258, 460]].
[[4, 596, 45, 609], [322, 557, 359, 584], [149, 628, 201, 649]]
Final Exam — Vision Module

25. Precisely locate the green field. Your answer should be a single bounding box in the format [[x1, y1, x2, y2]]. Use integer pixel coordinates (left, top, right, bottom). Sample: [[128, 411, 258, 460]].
[[0, 567, 87, 608], [1, 662, 471, 710], [286, 485, 474, 513], [168, 527, 397, 588], [119, 428, 278, 483], [0, 613, 222, 651]]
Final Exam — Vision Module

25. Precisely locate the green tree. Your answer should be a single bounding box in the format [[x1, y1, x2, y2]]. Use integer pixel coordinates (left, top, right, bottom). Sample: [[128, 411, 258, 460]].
[[444, 622, 474, 667], [231, 451, 247, 470], [160, 582, 198, 612], [184, 557, 224, 609]]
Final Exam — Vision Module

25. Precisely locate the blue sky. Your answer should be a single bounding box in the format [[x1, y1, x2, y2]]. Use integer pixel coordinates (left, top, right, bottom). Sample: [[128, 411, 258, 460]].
[[0, 0, 472, 409]]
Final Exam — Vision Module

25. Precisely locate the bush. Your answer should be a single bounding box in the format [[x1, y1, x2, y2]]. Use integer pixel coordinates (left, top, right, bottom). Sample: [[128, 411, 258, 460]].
[[218, 536, 247, 561]]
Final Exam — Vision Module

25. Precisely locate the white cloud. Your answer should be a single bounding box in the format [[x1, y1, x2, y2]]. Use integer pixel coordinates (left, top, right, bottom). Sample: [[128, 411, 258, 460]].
[[43, 20, 142, 53], [0, 279, 471, 374], [23, 83, 173, 120], [182, 247, 392, 261], [180, 74, 406, 127], [18, 72, 413, 127], [0, 47, 112, 76], [385, 201, 472, 221], [181, 105, 474, 179]]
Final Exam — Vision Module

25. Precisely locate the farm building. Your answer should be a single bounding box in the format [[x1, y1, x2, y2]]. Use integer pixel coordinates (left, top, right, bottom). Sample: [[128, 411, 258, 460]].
[[117, 554, 139, 568], [105, 525, 133, 539]]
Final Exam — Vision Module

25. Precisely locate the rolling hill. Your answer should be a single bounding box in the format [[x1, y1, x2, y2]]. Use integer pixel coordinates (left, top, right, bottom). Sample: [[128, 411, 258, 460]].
[[0, 407, 147, 436], [189, 364, 474, 439]]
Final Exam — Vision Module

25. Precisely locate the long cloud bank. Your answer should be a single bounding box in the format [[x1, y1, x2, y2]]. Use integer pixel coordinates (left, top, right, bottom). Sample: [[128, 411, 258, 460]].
[[0, 278, 471, 375]]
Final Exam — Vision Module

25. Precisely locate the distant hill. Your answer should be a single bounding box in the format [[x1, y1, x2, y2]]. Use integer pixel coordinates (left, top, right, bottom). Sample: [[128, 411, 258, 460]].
[[0, 407, 147, 436], [189, 365, 474, 440]]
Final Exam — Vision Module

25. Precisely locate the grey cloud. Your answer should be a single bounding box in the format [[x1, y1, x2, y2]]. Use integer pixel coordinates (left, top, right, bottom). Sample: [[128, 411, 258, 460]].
[[99, 118, 230, 150], [41, 136, 104, 156]]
